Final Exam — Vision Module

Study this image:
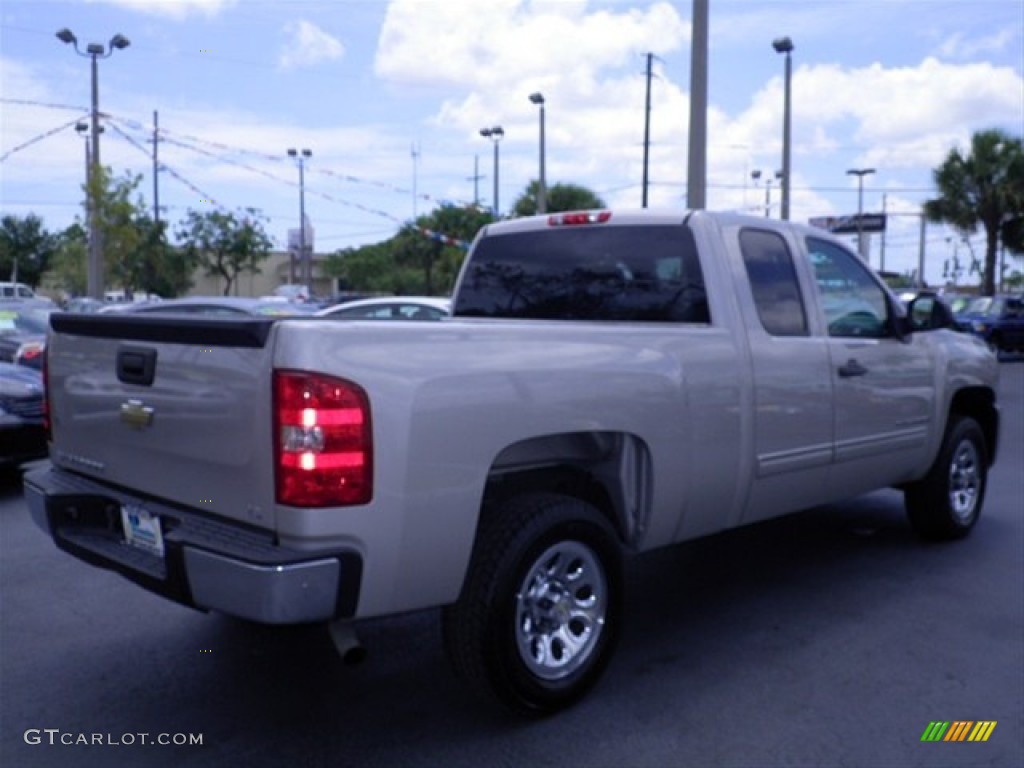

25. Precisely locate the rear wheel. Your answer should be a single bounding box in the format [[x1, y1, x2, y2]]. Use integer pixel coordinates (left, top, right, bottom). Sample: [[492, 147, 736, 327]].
[[443, 493, 622, 715], [905, 416, 988, 540]]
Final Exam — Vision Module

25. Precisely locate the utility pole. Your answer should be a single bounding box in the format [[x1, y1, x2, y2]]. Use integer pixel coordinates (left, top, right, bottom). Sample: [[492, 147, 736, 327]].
[[642, 52, 653, 208], [467, 155, 484, 206], [411, 142, 420, 221], [879, 193, 887, 272], [152, 110, 160, 226], [918, 213, 927, 289]]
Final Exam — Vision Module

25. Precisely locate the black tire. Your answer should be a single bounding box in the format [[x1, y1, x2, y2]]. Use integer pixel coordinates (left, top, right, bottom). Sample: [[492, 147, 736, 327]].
[[905, 416, 988, 540], [442, 493, 623, 715]]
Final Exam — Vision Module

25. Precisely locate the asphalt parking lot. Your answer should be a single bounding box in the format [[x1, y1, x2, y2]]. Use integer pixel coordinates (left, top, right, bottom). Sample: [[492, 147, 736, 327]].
[[1, 363, 1021, 768]]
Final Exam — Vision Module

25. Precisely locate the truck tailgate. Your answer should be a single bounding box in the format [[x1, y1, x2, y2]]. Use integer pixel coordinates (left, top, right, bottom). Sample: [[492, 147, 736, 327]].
[[47, 313, 279, 530]]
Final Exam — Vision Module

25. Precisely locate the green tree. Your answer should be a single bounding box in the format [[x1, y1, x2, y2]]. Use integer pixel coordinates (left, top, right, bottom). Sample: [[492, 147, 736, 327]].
[[324, 204, 493, 295], [512, 181, 607, 218], [0, 213, 57, 287], [924, 129, 1024, 296], [177, 208, 273, 296], [324, 242, 410, 295], [394, 204, 494, 293], [46, 222, 88, 297], [125, 219, 195, 299]]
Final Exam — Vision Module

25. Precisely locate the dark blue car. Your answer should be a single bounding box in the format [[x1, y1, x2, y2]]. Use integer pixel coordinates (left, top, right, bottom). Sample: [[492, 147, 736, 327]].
[[956, 295, 1024, 358], [0, 362, 46, 467]]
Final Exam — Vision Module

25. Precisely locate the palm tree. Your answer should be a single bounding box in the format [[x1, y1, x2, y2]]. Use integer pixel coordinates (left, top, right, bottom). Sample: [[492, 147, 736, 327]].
[[924, 129, 1024, 296]]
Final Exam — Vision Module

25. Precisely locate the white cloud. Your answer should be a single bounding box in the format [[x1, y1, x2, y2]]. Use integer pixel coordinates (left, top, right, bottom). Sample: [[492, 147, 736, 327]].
[[791, 58, 1022, 170], [86, 0, 239, 20], [278, 20, 345, 71], [375, 0, 686, 90], [936, 28, 1017, 60]]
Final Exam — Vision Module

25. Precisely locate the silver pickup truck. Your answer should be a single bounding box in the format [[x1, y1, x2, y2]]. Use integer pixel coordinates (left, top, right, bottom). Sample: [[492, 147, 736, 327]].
[[25, 209, 999, 714]]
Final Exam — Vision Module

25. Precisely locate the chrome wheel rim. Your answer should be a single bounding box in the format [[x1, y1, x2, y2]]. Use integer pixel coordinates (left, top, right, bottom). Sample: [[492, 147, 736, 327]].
[[515, 540, 607, 681], [949, 439, 981, 523]]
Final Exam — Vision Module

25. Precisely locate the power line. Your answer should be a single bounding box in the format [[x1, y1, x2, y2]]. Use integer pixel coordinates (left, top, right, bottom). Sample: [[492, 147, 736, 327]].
[[0, 115, 90, 163]]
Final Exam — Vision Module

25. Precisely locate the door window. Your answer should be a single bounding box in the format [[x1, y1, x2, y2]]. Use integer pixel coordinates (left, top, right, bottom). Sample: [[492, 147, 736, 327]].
[[807, 238, 891, 338]]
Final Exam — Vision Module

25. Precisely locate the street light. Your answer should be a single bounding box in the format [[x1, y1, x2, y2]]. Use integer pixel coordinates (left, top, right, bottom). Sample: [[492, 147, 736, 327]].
[[846, 167, 876, 262], [56, 27, 130, 300], [751, 169, 783, 218], [772, 36, 794, 221], [479, 126, 504, 217], [529, 93, 547, 214], [287, 148, 313, 290]]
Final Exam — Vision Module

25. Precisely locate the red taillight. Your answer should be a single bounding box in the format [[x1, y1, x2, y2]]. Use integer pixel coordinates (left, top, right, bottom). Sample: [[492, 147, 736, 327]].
[[548, 210, 612, 226], [18, 343, 44, 362], [273, 370, 372, 507]]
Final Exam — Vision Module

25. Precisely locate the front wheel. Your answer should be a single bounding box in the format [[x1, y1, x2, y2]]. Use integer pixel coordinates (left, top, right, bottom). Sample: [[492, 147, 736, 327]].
[[905, 416, 988, 540], [443, 493, 623, 715]]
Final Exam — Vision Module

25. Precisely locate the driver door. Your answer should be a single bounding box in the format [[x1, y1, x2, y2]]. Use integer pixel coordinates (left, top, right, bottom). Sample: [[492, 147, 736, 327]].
[[806, 237, 935, 488]]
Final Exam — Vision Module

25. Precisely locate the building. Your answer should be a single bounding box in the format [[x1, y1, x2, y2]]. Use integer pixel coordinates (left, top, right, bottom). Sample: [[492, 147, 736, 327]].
[[188, 249, 335, 299]]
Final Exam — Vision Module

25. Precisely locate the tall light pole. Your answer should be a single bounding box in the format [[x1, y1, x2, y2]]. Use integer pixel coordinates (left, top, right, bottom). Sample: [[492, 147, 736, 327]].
[[480, 126, 504, 217], [57, 27, 130, 299], [772, 36, 794, 221], [287, 148, 312, 291], [750, 169, 782, 217], [529, 93, 547, 214], [846, 167, 875, 262]]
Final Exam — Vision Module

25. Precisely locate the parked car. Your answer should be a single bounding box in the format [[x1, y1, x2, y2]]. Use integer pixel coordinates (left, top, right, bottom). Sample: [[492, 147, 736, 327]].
[[955, 295, 1024, 358], [121, 297, 320, 317], [271, 284, 311, 302], [315, 296, 451, 320], [64, 297, 106, 313], [0, 362, 46, 467], [939, 292, 975, 317], [0, 303, 56, 370]]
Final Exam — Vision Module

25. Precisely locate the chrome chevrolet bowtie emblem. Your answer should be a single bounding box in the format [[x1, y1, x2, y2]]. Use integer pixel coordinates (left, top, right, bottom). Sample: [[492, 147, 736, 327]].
[[120, 399, 154, 429]]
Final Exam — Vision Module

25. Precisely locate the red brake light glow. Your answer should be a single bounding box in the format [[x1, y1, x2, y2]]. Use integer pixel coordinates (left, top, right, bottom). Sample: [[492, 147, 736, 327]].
[[273, 370, 373, 507], [548, 211, 612, 226]]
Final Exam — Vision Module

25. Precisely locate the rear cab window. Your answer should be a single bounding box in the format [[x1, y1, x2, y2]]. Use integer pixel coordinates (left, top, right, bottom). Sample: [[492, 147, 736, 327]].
[[454, 223, 710, 323], [738, 228, 808, 337]]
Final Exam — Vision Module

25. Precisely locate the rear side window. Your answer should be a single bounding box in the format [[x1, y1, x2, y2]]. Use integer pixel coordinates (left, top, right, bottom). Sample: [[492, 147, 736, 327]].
[[454, 224, 709, 323], [738, 228, 808, 337]]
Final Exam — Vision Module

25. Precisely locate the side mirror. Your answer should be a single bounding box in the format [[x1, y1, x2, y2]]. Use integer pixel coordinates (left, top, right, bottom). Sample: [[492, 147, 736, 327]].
[[907, 294, 954, 331]]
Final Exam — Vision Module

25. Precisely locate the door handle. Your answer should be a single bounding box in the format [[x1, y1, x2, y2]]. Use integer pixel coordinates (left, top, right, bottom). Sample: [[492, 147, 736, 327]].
[[838, 358, 868, 378]]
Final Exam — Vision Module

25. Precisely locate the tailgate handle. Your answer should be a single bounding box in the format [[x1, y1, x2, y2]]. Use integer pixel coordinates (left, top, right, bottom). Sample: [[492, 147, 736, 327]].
[[117, 346, 157, 386]]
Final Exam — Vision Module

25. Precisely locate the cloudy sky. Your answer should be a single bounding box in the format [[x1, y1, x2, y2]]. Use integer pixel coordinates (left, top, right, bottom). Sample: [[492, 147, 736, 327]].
[[1, 0, 1022, 286]]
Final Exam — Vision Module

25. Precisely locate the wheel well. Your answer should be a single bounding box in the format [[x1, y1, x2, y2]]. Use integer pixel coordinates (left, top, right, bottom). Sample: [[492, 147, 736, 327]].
[[950, 387, 999, 466], [482, 432, 650, 547]]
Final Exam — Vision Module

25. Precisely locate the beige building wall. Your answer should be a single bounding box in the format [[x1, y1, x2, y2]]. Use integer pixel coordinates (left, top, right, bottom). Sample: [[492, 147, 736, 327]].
[[188, 250, 336, 298]]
